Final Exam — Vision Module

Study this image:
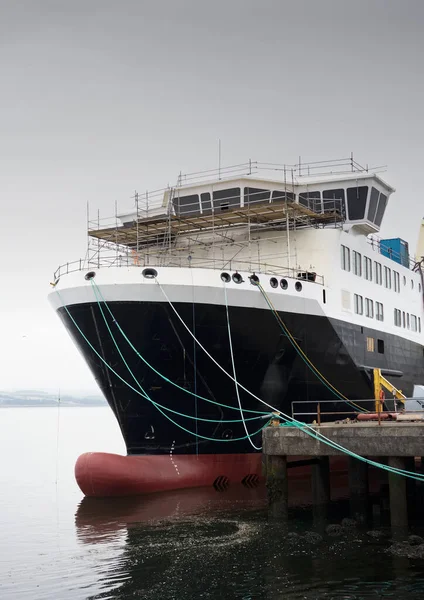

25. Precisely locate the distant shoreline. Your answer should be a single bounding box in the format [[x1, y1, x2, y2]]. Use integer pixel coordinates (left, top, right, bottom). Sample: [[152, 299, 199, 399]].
[[0, 404, 107, 408], [0, 392, 107, 408]]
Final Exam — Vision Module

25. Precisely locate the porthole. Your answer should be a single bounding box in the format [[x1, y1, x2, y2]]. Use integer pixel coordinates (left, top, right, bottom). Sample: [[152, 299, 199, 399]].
[[249, 274, 259, 285], [222, 429, 233, 439], [142, 268, 158, 279], [232, 272, 243, 284], [295, 281, 302, 292], [280, 278, 288, 290], [85, 271, 96, 281], [270, 277, 278, 288], [221, 272, 231, 283]]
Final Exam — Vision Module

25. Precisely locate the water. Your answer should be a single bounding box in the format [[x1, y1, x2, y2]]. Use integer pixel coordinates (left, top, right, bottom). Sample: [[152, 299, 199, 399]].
[[1, 407, 424, 599]]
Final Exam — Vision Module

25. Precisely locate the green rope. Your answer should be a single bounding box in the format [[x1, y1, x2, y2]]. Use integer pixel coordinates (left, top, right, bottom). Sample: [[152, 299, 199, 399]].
[[55, 284, 424, 480], [91, 280, 269, 416], [152, 281, 424, 481], [56, 288, 268, 443], [274, 414, 424, 482], [255, 282, 367, 413]]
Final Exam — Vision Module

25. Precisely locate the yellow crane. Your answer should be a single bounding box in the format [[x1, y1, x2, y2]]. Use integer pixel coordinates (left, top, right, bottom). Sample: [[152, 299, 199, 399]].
[[373, 368, 406, 413]]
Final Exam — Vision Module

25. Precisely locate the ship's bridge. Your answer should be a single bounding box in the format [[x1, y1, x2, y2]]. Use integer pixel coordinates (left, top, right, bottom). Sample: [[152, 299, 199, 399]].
[[53, 158, 395, 281]]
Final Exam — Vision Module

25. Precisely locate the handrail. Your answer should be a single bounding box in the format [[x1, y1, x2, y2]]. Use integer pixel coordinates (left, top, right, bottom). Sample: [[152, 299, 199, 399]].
[[53, 255, 325, 285]]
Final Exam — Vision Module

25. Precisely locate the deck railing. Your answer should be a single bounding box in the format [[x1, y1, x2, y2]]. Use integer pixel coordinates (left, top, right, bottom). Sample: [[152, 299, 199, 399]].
[[53, 253, 324, 285]]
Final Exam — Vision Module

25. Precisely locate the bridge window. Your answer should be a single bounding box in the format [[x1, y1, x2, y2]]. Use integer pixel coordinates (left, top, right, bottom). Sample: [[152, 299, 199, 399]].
[[367, 187, 379, 222], [244, 187, 271, 205], [201, 192, 212, 215], [271, 190, 294, 202], [173, 194, 200, 216], [374, 193, 387, 227], [347, 186, 368, 220], [323, 189, 345, 213], [299, 191, 321, 212], [212, 188, 240, 213]]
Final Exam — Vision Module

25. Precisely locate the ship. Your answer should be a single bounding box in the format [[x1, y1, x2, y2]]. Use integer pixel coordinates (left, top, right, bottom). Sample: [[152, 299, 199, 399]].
[[48, 157, 424, 496]]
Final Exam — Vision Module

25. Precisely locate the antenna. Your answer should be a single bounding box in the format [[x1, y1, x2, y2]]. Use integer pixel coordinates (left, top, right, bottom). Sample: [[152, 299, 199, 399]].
[[218, 139, 221, 180]]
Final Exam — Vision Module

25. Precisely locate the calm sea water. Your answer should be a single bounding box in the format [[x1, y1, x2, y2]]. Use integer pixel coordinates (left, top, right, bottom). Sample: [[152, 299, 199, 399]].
[[1, 407, 424, 599]]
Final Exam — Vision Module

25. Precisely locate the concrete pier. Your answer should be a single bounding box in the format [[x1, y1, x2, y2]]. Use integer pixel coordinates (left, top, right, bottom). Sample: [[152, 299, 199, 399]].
[[263, 422, 424, 530], [348, 457, 369, 523]]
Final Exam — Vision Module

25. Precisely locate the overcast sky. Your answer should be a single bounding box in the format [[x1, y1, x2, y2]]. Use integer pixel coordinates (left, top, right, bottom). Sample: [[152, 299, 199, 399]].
[[0, 0, 423, 393]]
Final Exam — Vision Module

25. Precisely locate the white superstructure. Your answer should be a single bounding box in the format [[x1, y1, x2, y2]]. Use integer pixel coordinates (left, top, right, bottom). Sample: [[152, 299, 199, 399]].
[[50, 158, 424, 352]]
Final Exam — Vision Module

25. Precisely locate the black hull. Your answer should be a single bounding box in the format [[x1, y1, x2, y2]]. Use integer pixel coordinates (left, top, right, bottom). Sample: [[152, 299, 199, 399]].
[[58, 301, 424, 455]]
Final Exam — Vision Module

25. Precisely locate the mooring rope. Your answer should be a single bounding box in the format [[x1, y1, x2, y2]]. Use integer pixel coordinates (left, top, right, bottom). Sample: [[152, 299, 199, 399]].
[[55, 288, 270, 443], [255, 281, 368, 413], [223, 283, 261, 450], [54, 283, 424, 480], [154, 280, 424, 481], [90, 280, 269, 417]]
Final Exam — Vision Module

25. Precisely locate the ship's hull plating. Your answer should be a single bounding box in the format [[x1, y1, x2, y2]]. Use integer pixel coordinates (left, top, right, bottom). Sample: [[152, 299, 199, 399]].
[[59, 300, 424, 458]]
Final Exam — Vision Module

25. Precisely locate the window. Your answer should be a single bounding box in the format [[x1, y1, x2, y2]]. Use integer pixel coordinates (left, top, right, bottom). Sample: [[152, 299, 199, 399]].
[[411, 279, 414, 290], [367, 337, 375, 352], [212, 188, 241, 212], [403, 311, 406, 328], [403, 276, 407, 286], [322, 290, 326, 304], [341, 245, 350, 271], [244, 187, 271, 205], [375, 193, 387, 227], [347, 186, 369, 220], [299, 191, 321, 212], [354, 294, 363, 315], [364, 256, 372, 281], [201, 192, 212, 215], [394, 309, 402, 327], [384, 266, 391, 289], [377, 339, 385, 354], [174, 194, 200, 216], [353, 251, 362, 276], [393, 271, 400, 293], [419, 318, 422, 333], [411, 315, 418, 332], [407, 313, 410, 329], [375, 262, 382, 285], [271, 190, 294, 202], [365, 298, 374, 318], [367, 187, 380, 222], [376, 302, 384, 321], [323, 189, 345, 213]]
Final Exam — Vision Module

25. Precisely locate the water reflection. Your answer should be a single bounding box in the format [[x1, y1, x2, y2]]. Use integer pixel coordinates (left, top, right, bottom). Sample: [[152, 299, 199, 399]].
[[75, 485, 424, 600]]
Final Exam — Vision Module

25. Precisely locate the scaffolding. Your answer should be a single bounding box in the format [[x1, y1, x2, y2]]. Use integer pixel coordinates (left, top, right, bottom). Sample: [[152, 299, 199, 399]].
[[54, 156, 382, 282]]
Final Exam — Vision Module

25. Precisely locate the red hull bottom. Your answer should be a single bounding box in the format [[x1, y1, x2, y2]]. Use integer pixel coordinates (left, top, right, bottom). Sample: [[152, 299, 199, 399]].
[[76, 452, 264, 497], [75, 452, 347, 497]]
